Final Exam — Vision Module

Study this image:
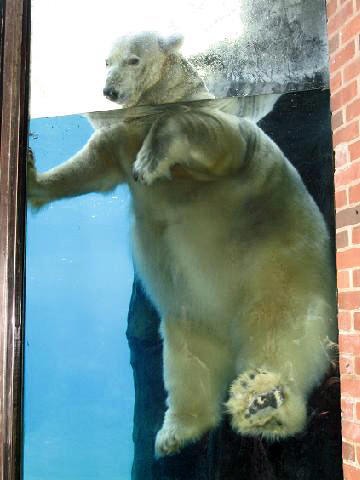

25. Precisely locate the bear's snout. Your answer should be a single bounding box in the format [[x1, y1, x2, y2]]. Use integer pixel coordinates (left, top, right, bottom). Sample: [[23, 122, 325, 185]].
[[103, 87, 119, 101]]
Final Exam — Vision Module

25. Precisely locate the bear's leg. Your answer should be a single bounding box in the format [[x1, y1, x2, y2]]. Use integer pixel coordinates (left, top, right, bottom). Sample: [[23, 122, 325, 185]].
[[226, 297, 333, 440], [155, 318, 233, 457]]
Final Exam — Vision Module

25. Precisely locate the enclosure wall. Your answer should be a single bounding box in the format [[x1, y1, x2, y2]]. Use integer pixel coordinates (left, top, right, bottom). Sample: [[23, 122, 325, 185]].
[[327, 1, 360, 478]]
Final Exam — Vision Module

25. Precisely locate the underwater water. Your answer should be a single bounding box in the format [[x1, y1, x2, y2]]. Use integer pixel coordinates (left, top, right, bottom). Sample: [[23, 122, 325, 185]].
[[24, 115, 134, 480]]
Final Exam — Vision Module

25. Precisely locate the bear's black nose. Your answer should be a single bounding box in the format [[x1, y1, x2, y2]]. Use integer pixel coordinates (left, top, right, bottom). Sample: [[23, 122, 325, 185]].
[[103, 87, 118, 101]]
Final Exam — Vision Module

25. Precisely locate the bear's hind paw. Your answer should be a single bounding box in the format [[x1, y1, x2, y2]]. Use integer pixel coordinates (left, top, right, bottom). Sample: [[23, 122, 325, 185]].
[[155, 425, 185, 457], [247, 386, 285, 417], [226, 369, 306, 440], [155, 410, 217, 457]]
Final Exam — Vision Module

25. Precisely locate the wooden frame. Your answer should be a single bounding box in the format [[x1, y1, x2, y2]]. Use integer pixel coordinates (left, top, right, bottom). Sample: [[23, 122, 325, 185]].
[[0, 0, 30, 479]]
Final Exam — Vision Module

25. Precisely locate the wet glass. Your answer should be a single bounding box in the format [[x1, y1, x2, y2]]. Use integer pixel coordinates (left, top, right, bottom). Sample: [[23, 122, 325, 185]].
[[25, 1, 341, 479]]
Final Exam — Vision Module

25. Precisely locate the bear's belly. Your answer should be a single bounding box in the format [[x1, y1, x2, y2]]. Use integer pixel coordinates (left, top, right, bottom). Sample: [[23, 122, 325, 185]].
[[131, 216, 249, 328]]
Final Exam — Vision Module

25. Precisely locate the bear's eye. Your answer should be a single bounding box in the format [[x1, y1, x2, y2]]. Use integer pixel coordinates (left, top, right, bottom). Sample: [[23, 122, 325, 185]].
[[127, 56, 140, 66], [105, 59, 110, 67]]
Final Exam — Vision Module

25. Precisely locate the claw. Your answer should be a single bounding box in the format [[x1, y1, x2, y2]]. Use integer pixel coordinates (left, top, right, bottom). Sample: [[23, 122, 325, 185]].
[[133, 169, 139, 182]]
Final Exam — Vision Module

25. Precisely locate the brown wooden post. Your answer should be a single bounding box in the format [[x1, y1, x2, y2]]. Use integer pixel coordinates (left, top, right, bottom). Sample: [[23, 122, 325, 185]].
[[0, 0, 30, 479]]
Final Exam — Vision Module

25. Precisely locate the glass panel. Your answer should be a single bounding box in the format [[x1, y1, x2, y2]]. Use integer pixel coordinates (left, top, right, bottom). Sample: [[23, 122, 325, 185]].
[[26, 1, 340, 479]]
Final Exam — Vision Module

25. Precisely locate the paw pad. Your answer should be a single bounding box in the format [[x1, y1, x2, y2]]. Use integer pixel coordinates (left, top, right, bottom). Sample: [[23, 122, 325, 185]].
[[227, 369, 307, 439], [247, 387, 285, 416]]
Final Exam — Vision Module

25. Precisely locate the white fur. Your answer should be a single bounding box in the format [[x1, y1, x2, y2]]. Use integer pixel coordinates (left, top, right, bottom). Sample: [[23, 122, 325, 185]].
[[90, 32, 279, 130], [27, 107, 336, 456], [27, 33, 336, 457], [103, 31, 212, 108]]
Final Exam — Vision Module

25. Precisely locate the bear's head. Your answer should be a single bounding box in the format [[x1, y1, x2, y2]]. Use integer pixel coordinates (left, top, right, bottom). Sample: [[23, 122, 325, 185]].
[[103, 31, 184, 108]]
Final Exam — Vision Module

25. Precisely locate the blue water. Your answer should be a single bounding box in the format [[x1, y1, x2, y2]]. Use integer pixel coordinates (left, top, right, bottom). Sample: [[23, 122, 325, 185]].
[[24, 115, 134, 480]]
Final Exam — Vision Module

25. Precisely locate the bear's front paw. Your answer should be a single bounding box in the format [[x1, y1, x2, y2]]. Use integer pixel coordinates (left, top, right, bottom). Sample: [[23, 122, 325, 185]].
[[27, 148, 40, 201], [133, 146, 173, 185], [26, 149, 47, 210], [226, 369, 306, 440], [27, 148, 37, 185]]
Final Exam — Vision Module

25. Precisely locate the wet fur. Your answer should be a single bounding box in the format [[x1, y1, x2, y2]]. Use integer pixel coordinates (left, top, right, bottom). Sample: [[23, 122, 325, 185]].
[[27, 106, 336, 456]]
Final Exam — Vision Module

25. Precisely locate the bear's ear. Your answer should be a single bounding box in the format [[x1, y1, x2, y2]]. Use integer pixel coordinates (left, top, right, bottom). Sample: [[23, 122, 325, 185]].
[[158, 34, 184, 53]]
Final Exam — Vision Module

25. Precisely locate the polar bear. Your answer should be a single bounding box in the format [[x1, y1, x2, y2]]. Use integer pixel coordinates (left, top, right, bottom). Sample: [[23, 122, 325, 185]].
[[102, 31, 213, 107], [27, 33, 336, 457], [27, 105, 336, 455], [90, 31, 279, 129]]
